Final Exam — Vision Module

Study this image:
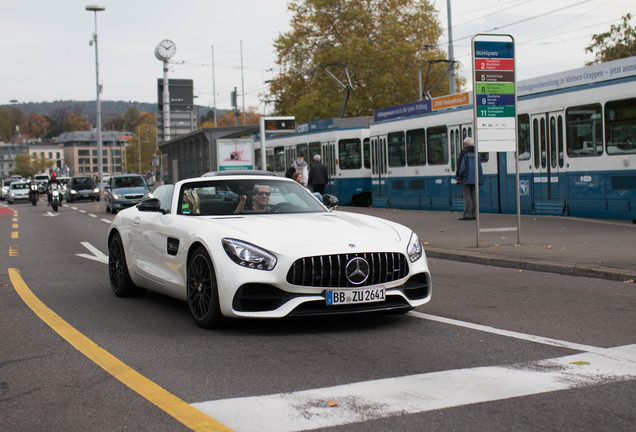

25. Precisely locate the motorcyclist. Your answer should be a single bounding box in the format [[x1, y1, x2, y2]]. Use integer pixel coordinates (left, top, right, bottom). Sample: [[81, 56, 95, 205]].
[[47, 173, 61, 206], [28, 177, 40, 202]]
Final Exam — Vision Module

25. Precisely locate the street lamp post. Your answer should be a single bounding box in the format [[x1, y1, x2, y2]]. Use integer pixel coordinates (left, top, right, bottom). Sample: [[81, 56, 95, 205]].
[[86, 4, 105, 195]]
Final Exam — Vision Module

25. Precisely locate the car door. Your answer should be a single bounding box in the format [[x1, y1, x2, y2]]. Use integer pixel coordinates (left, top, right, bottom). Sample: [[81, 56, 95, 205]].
[[128, 205, 189, 298]]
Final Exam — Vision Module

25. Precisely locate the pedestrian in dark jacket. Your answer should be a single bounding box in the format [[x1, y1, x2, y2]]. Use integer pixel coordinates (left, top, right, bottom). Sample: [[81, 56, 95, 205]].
[[308, 154, 329, 195], [456, 137, 483, 220]]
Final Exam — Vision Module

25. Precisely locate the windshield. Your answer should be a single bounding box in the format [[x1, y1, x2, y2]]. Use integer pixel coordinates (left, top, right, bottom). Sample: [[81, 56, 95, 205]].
[[113, 176, 147, 188], [73, 177, 95, 187], [177, 179, 326, 216]]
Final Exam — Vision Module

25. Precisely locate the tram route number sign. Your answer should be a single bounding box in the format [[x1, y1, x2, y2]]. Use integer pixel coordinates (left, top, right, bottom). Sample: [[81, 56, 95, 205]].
[[472, 35, 517, 152]]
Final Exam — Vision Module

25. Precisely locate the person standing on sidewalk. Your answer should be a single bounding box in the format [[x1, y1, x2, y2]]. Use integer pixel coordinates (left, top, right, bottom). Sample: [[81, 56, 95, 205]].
[[456, 137, 483, 220], [308, 154, 329, 196]]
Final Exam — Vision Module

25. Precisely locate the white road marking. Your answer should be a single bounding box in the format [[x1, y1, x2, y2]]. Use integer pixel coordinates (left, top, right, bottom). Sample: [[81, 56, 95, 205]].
[[43, 211, 59, 217], [71, 206, 78, 210], [76, 241, 108, 264], [408, 311, 608, 355], [79, 209, 86, 214], [88, 213, 97, 218], [101, 218, 112, 224], [192, 345, 636, 432]]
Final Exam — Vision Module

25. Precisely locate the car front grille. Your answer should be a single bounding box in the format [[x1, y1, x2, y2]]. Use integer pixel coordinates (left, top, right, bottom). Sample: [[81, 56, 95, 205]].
[[124, 193, 144, 199], [286, 252, 409, 288]]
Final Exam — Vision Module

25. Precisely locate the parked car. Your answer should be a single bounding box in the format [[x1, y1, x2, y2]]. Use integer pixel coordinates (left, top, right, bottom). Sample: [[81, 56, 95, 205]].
[[107, 173, 431, 328], [66, 176, 100, 202], [7, 181, 30, 204], [104, 174, 153, 214]]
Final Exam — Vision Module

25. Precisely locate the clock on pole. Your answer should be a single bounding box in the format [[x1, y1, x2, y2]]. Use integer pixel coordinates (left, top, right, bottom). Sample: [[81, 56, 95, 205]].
[[155, 39, 176, 61]]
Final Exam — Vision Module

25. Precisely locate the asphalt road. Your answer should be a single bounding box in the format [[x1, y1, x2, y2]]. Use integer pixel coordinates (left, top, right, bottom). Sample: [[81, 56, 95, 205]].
[[1, 198, 634, 432]]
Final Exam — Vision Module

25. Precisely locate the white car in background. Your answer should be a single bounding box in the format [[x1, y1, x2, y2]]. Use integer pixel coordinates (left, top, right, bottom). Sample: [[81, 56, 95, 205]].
[[107, 173, 432, 328], [7, 181, 30, 204]]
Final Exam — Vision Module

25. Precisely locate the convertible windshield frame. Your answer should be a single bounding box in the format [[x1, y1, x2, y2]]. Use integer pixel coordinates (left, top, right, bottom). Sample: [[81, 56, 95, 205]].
[[176, 178, 327, 216]]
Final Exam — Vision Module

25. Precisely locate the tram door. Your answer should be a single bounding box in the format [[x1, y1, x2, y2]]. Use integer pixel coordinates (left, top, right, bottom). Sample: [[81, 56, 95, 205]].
[[449, 124, 473, 210], [321, 142, 336, 196], [530, 112, 565, 202], [370, 135, 388, 205]]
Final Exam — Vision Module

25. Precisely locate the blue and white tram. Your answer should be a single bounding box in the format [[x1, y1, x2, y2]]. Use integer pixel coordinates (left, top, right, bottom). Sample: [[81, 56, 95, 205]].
[[264, 117, 373, 205], [369, 55, 636, 220]]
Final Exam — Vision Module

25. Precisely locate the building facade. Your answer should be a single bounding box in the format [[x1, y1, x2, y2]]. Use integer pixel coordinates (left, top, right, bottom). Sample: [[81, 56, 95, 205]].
[[0, 142, 28, 178], [29, 142, 65, 175], [55, 130, 133, 177]]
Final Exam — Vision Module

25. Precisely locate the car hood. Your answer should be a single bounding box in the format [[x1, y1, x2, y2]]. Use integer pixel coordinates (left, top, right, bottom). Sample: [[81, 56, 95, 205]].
[[200, 211, 410, 254]]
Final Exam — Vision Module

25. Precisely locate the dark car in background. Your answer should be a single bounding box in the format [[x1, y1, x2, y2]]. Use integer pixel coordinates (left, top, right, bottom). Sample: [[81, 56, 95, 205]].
[[66, 176, 100, 203], [104, 174, 153, 213]]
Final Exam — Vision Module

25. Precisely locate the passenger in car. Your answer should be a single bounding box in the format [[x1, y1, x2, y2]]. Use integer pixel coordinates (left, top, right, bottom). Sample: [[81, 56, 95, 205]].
[[182, 189, 200, 214]]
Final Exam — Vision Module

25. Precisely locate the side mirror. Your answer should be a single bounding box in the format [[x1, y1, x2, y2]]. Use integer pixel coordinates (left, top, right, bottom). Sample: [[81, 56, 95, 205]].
[[138, 198, 164, 213], [322, 194, 339, 210]]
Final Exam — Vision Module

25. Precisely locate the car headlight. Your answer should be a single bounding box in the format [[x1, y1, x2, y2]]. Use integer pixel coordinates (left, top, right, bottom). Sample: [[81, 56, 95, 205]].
[[222, 238, 277, 270], [70, 189, 77, 194], [93, 188, 100, 193], [112, 193, 123, 199], [407, 232, 423, 263], [145, 192, 153, 198]]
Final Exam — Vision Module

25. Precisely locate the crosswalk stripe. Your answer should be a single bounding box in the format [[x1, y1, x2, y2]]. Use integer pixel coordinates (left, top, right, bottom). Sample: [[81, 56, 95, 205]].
[[192, 345, 636, 432]]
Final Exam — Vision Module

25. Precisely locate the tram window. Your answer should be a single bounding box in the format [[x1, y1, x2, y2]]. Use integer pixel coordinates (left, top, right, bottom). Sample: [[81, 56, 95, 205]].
[[266, 150, 274, 172], [605, 98, 636, 155], [518, 114, 530, 160], [296, 143, 308, 159], [406, 128, 426, 166], [566, 104, 603, 157], [387, 131, 406, 167], [540, 117, 547, 168], [450, 130, 457, 172], [308, 142, 321, 160], [274, 146, 285, 171], [255, 149, 262, 170], [339, 138, 362, 169], [533, 118, 540, 168], [363, 138, 371, 169], [558, 116, 564, 167], [550, 117, 557, 168], [427, 126, 448, 165]]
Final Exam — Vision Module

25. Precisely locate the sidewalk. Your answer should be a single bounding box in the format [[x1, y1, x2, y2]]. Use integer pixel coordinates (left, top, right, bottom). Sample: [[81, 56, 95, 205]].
[[340, 207, 636, 283]]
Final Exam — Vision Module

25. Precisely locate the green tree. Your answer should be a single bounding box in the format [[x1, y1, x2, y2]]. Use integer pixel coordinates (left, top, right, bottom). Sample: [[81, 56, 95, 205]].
[[585, 14, 636, 64], [0, 107, 25, 141], [269, 0, 458, 121], [123, 106, 140, 132], [12, 153, 52, 178]]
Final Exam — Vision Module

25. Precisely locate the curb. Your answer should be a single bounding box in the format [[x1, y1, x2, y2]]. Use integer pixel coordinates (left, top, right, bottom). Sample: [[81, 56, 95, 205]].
[[424, 247, 636, 283]]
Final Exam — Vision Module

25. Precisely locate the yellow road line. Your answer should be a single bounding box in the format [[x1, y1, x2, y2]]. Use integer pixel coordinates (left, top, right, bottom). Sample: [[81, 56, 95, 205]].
[[12, 223, 18, 229], [11, 231, 18, 239], [8, 268, 233, 432]]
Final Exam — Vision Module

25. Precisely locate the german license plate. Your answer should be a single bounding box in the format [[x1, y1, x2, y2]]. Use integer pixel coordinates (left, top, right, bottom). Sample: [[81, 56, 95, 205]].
[[326, 287, 385, 305]]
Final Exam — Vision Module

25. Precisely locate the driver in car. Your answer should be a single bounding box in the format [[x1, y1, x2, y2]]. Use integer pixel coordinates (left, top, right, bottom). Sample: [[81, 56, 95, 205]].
[[235, 184, 271, 213]]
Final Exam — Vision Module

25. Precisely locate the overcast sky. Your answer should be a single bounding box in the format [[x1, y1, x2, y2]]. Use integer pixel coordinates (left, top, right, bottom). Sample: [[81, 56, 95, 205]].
[[1, 0, 630, 113]]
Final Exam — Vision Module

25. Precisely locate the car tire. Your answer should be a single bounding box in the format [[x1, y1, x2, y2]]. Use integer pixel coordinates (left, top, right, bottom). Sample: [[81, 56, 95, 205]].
[[187, 246, 223, 329], [108, 232, 146, 297]]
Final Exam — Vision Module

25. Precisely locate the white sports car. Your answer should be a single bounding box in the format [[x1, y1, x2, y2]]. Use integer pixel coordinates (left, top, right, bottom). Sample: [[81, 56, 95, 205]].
[[107, 173, 431, 328]]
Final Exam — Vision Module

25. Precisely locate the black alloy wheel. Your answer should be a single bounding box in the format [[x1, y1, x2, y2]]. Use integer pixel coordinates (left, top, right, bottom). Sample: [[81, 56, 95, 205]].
[[108, 232, 145, 297], [187, 246, 223, 328]]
